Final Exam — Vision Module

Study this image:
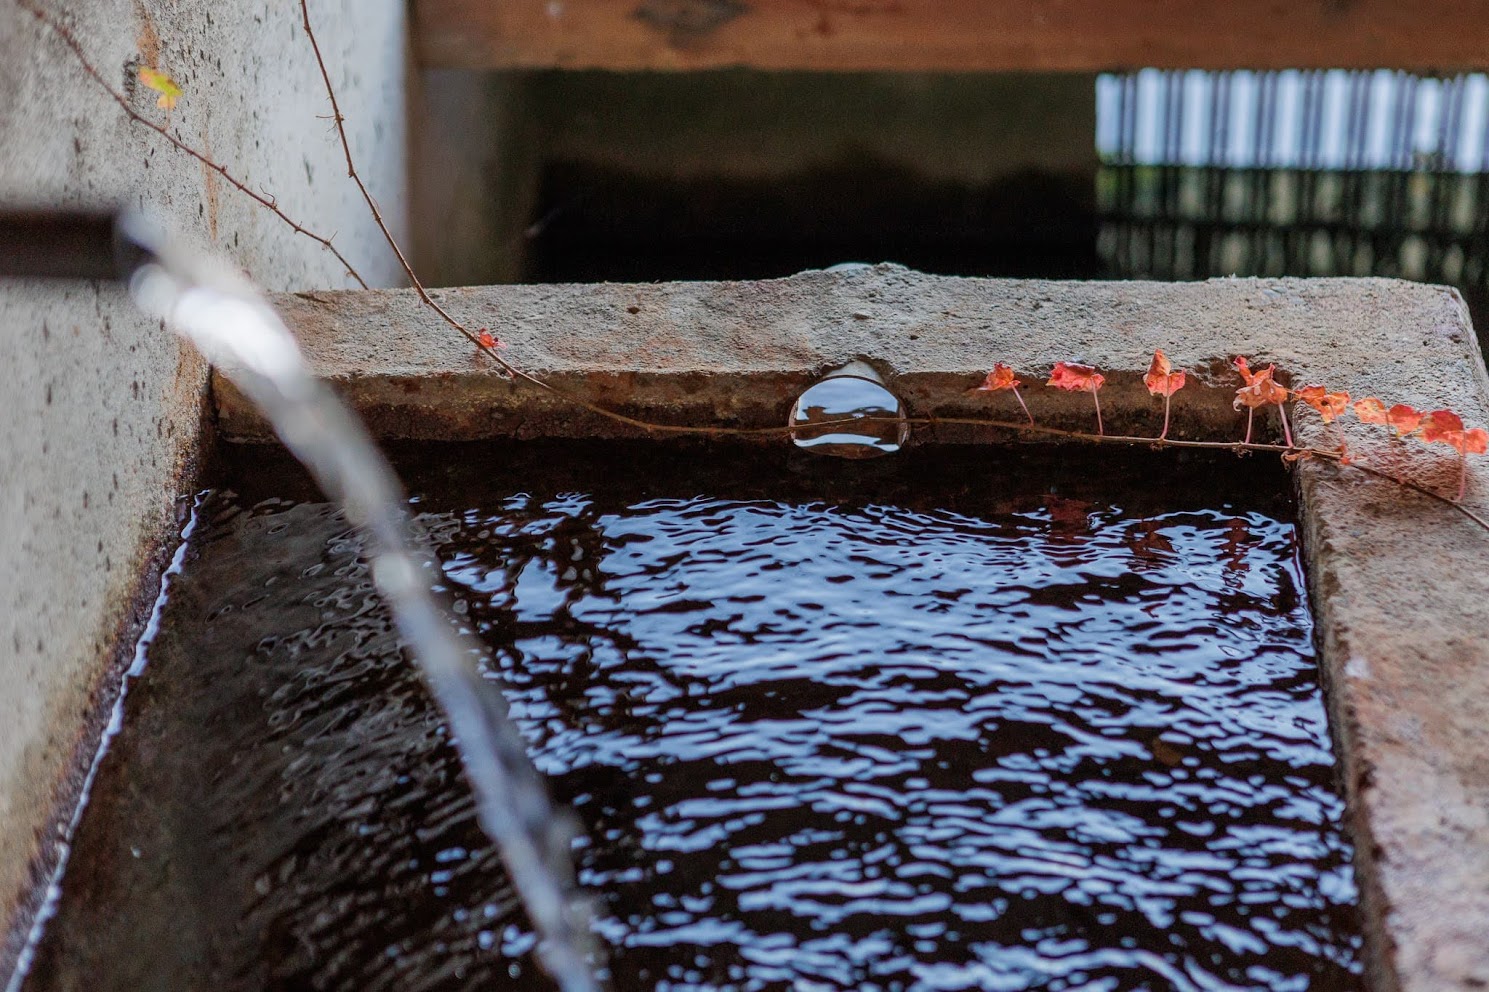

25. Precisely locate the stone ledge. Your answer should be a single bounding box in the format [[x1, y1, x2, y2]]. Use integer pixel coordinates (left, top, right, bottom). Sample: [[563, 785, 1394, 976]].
[[226, 266, 1470, 444], [239, 268, 1489, 992]]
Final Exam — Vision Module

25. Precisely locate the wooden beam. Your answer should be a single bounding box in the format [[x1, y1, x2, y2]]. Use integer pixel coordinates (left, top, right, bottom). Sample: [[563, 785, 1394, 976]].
[[414, 0, 1489, 72]]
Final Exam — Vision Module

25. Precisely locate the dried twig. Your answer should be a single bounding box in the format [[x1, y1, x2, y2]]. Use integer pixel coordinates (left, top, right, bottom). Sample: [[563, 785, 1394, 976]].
[[299, 0, 483, 342], [16, 0, 368, 289], [297, 0, 758, 437]]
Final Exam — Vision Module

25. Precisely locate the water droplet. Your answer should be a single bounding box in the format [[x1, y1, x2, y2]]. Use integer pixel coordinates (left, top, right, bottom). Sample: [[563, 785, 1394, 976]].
[[789, 360, 908, 459]]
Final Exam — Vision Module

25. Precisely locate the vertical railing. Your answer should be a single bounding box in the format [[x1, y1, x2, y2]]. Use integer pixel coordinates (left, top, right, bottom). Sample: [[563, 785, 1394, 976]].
[[1097, 70, 1489, 330]]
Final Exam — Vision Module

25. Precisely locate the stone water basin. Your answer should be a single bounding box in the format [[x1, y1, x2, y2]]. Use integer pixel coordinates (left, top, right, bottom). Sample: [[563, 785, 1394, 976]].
[[25, 442, 1359, 991]]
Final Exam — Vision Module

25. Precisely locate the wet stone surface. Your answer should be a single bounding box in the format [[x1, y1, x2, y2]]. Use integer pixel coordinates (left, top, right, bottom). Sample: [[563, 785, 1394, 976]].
[[25, 443, 1360, 992]]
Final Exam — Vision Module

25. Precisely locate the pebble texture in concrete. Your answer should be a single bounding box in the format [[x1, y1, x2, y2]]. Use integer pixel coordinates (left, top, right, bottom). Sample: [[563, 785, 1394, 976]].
[[240, 267, 1489, 992], [0, 0, 411, 976]]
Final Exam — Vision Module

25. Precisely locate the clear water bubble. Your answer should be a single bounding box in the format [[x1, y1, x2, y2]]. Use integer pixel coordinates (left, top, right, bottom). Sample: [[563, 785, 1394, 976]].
[[789, 360, 909, 459]]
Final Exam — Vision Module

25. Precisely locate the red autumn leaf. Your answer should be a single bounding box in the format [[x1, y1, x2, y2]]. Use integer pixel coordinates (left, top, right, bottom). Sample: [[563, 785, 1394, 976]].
[[1233, 358, 1291, 445], [1420, 409, 1488, 453], [1419, 410, 1488, 500], [1144, 349, 1186, 441], [973, 362, 1034, 424], [1232, 362, 1287, 409], [1421, 409, 1464, 440], [1047, 361, 1105, 392], [1143, 349, 1186, 398], [975, 363, 1021, 392], [1294, 384, 1351, 423], [1354, 397, 1388, 424], [1386, 404, 1425, 437], [1047, 362, 1106, 434], [476, 328, 504, 350]]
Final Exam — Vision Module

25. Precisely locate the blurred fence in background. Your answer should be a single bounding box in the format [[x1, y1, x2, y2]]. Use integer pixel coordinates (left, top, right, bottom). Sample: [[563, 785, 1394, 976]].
[[1097, 69, 1489, 330]]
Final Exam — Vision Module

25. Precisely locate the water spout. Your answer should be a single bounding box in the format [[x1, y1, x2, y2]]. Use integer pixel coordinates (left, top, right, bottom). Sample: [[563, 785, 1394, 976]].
[[788, 359, 909, 459], [117, 219, 602, 992]]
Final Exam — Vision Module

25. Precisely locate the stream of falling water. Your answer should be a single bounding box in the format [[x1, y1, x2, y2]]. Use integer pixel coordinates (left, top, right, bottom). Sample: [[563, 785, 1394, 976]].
[[124, 242, 602, 992]]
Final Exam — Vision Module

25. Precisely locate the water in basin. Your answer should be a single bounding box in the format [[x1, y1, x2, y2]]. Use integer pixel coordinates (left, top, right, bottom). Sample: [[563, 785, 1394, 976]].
[[22, 442, 1361, 992]]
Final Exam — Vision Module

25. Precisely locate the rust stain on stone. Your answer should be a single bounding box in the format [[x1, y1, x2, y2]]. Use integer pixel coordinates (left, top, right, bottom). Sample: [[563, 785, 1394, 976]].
[[132, 0, 160, 69], [201, 107, 219, 243]]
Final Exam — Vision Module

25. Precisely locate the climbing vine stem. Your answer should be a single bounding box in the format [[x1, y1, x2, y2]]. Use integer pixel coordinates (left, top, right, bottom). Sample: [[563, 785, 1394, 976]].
[[16, 0, 368, 289]]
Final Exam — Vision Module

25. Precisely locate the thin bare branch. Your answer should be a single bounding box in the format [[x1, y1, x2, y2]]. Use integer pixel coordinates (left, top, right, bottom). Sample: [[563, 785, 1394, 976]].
[[296, 0, 756, 435], [1327, 455, 1489, 533], [16, 0, 368, 289]]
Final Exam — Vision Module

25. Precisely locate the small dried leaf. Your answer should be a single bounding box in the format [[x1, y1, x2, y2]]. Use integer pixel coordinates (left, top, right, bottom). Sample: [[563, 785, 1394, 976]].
[[1044, 495, 1094, 531], [1131, 519, 1175, 560], [1047, 361, 1105, 392], [476, 328, 504, 350], [1220, 517, 1250, 576], [1144, 349, 1187, 398], [1386, 404, 1425, 437], [975, 363, 1021, 392], [1149, 736, 1184, 767], [138, 67, 182, 110], [1294, 384, 1351, 423], [1354, 397, 1389, 425]]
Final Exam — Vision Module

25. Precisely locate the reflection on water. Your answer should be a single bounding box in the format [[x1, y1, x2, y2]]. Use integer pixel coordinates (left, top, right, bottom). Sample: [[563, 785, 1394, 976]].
[[26, 444, 1361, 992]]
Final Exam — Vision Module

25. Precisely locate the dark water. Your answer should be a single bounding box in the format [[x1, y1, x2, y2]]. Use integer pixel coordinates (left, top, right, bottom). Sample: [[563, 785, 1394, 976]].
[[26, 443, 1360, 992]]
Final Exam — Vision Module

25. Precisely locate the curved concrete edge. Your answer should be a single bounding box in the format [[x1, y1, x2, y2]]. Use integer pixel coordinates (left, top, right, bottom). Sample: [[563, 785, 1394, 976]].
[[230, 267, 1489, 991], [227, 266, 1377, 442]]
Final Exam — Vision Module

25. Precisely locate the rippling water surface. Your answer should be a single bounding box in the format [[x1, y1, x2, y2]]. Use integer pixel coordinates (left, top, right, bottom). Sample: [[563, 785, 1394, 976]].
[[28, 443, 1360, 992]]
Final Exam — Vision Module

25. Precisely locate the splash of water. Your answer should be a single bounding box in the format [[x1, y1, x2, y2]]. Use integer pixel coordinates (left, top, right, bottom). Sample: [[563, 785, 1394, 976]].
[[124, 228, 602, 992]]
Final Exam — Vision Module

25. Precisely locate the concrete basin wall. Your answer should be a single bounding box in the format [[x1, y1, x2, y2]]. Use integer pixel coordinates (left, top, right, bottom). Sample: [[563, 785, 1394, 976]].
[[0, 0, 412, 975], [3, 22, 1487, 980], [216, 269, 1489, 992]]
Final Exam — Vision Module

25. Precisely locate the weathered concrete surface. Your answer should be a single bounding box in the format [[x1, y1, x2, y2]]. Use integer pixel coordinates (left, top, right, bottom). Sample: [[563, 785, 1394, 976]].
[[236, 267, 1489, 992], [0, 0, 411, 979], [231, 268, 1423, 445]]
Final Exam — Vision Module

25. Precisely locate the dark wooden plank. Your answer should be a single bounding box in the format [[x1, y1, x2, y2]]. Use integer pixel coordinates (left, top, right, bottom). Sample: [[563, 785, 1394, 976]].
[[415, 0, 1489, 72]]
